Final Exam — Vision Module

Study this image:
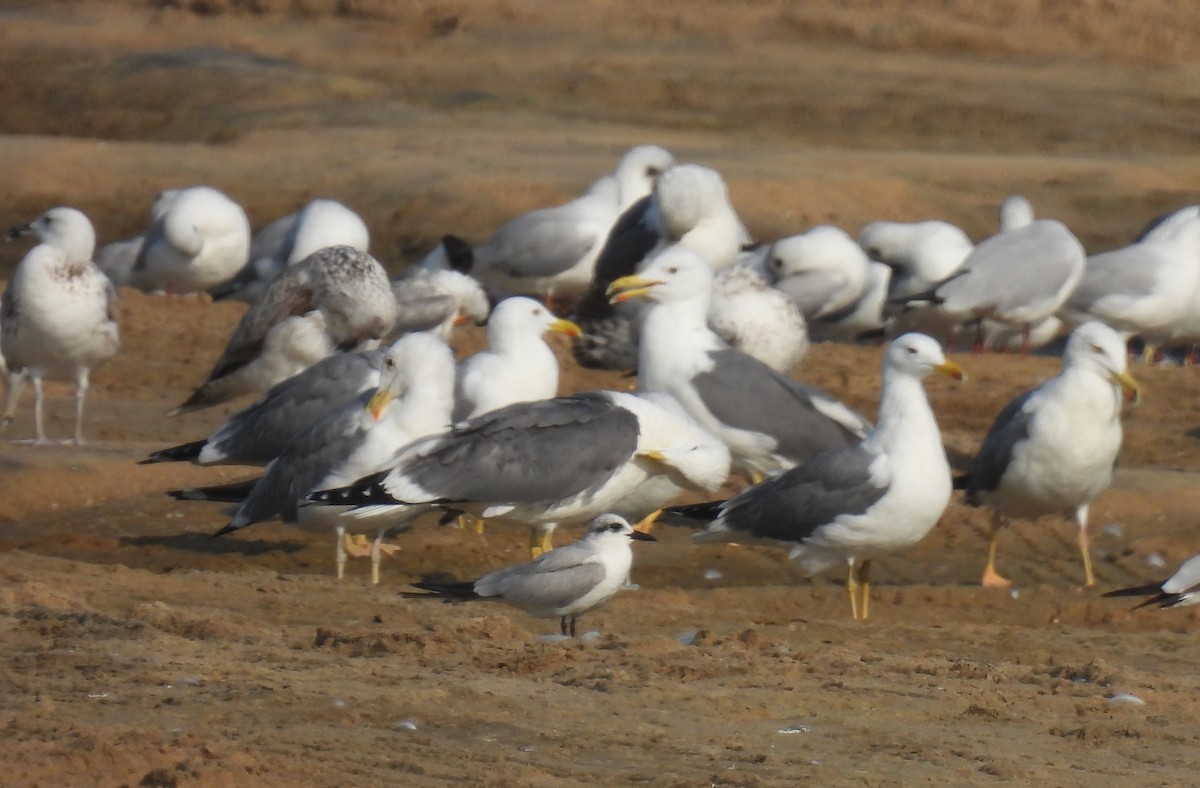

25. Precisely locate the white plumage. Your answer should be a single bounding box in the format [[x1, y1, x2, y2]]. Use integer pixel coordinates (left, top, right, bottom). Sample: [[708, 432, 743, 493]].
[[132, 185, 251, 294]]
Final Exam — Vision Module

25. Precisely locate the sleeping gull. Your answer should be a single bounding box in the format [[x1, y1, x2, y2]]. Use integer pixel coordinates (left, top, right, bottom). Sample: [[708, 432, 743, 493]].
[[141, 348, 386, 466], [454, 296, 581, 420], [131, 185, 251, 294], [306, 389, 732, 557], [174, 245, 398, 414], [607, 246, 870, 479], [1060, 205, 1200, 344], [668, 333, 964, 620], [573, 162, 751, 370], [1103, 554, 1200, 609], [472, 145, 675, 304], [390, 267, 491, 339], [2, 207, 120, 444], [95, 188, 180, 289], [959, 321, 1139, 588], [409, 513, 655, 636], [188, 333, 457, 583], [767, 226, 870, 326], [212, 198, 371, 303]]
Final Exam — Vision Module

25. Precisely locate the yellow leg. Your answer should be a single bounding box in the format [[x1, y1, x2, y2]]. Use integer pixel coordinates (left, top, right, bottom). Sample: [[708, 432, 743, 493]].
[[529, 527, 544, 559], [634, 508, 662, 534], [540, 528, 555, 556], [859, 560, 872, 621], [846, 561, 860, 620], [335, 527, 347, 580], [370, 533, 382, 586], [1075, 505, 1095, 588], [474, 517, 486, 535], [981, 518, 1011, 588]]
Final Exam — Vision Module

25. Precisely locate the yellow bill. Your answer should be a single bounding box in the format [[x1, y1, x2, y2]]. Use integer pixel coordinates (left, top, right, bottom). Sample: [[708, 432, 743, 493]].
[[1113, 369, 1141, 406], [606, 274, 663, 305], [550, 318, 583, 337], [936, 359, 966, 381], [367, 387, 395, 420]]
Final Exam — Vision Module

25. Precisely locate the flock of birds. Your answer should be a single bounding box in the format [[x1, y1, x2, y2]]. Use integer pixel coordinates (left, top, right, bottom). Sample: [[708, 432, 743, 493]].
[[2, 143, 1198, 633]]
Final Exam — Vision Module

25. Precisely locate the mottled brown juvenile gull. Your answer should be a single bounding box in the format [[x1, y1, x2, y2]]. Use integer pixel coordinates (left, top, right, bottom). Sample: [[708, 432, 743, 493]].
[[607, 246, 870, 479], [175, 245, 397, 414], [669, 333, 964, 620], [410, 514, 655, 637], [1104, 554, 1200, 609], [960, 321, 1139, 588], [708, 249, 809, 373], [2, 207, 119, 444]]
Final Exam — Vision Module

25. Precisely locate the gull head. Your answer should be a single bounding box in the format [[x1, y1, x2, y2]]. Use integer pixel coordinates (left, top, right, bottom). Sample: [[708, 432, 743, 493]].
[[584, 513, 657, 543], [652, 164, 731, 240], [614, 145, 676, 206], [886, 332, 965, 381], [368, 332, 455, 419], [6, 206, 96, 266], [1065, 321, 1140, 405], [486, 296, 581, 345], [607, 246, 714, 305]]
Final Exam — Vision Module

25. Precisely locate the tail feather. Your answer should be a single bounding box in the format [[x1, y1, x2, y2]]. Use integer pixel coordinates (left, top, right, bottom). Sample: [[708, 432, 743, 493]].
[[139, 438, 208, 465], [169, 477, 260, 504]]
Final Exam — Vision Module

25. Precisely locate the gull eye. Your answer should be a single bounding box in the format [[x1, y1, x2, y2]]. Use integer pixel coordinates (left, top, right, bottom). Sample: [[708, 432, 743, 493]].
[[1090, 343, 1104, 354], [646, 166, 662, 178], [905, 346, 918, 355], [384, 357, 395, 368], [667, 266, 678, 274], [771, 257, 783, 269]]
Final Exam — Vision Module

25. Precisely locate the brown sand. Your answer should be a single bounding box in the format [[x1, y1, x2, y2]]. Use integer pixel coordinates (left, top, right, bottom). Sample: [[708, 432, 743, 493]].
[[2, 2, 1200, 785]]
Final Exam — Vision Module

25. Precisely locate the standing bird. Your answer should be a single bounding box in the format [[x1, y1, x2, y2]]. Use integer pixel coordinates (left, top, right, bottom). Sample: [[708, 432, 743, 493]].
[[2, 207, 120, 444], [669, 334, 963, 620], [131, 185, 252, 294], [960, 321, 1139, 588], [607, 246, 870, 479], [410, 513, 655, 636], [1103, 554, 1200, 609], [174, 245, 398, 414], [454, 297, 581, 420]]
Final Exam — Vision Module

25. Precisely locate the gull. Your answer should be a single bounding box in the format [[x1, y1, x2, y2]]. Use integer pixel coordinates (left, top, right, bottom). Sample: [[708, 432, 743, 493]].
[[212, 198, 371, 303], [131, 185, 251, 294], [306, 389, 731, 557], [174, 245, 398, 414], [1061, 205, 1200, 344], [95, 188, 179, 289], [390, 267, 491, 340], [669, 333, 964, 620], [409, 513, 655, 637], [455, 297, 581, 420], [1103, 554, 1200, 609], [573, 162, 751, 370], [767, 226, 870, 326], [183, 333, 457, 583], [2, 207, 120, 444], [472, 145, 675, 304], [141, 348, 386, 466], [959, 321, 1139, 588], [607, 246, 870, 479], [708, 249, 809, 372]]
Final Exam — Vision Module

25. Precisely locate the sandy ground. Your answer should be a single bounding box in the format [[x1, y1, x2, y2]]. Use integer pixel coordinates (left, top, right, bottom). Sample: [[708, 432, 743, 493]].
[[3, 1, 1200, 785]]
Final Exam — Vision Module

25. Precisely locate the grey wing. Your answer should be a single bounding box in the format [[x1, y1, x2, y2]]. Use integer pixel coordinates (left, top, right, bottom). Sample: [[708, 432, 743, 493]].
[[131, 215, 167, 273], [965, 389, 1037, 502], [479, 550, 607, 612], [1068, 247, 1160, 309], [481, 206, 603, 279], [207, 349, 382, 464], [693, 349, 868, 461], [230, 397, 370, 526], [391, 393, 640, 504], [206, 266, 317, 382], [716, 444, 887, 542], [390, 276, 458, 334], [940, 221, 1082, 314]]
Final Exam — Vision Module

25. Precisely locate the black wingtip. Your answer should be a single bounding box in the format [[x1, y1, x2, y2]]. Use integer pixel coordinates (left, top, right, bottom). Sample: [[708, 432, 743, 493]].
[[441, 234, 475, 274], [306, 470, 395, 507], [210, 523, 239, 539], [952, 472, 970, 491], [660, 500, 727, 526], [139, 438, 208, 465]]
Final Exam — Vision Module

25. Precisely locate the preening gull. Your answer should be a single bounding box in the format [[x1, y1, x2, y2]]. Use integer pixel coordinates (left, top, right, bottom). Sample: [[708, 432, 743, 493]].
[[141, 348, 386, 466], [454, 296, 581, 420], [573, 162, 751, 370], [306, 390, 730, 557], [669, 333, 963, 620], [960, 321, 1139, 588], [708, 248, 809, 372], [212, 198, 371, 303], [132, 185, 251, 294], [607, 246, 870, 479], [472, 145, 675, 302], [901, 217, 1085, 352], [390, 266, 491, 339], [189, 333, 457, 583], [174, 245, 397, 414], [409, 513, 655, 636], [1103, 554, 1200, 609], [1060, 205, 1200, 343], [813, 260, 892, 343], [95, 188, 179, 289], [412, 234, 476, 274], [2, 207, 119, 444]]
